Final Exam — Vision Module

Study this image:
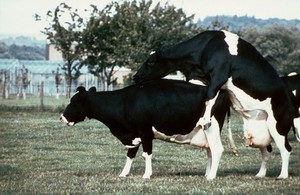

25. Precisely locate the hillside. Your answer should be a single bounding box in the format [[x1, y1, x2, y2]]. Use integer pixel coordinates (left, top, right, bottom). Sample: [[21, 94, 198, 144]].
[[1, 15, 300, 61], [197, 15, 300, 31]]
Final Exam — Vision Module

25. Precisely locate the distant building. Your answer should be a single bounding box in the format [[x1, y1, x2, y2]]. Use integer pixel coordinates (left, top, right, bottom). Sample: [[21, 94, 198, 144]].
[[46, 44, 64, 61], [0, 59, 131, 97]]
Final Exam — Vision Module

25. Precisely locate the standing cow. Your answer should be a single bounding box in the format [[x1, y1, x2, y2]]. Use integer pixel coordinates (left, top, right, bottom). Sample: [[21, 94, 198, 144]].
[[60, 79, 230, 179], [227, 72, 300, 178], [134, 30, 300, 180]]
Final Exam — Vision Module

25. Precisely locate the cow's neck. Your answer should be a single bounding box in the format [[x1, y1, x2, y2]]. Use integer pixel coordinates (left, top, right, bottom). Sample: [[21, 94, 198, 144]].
[[86, 92, 121, 123]]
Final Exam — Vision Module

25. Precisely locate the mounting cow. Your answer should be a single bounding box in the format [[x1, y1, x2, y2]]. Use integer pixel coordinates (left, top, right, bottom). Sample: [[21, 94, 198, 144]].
[[60, 79, 230, 179], [134, 30, 300, 180]]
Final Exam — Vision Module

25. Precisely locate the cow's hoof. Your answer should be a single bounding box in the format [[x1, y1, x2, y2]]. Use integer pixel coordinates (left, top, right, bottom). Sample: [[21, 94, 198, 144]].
[[255, 173, 266, 178], [276, 176, 287, 180], [119, 173, 128, 177], [205, 174, 216, 181], [142, 175, 151, 179]]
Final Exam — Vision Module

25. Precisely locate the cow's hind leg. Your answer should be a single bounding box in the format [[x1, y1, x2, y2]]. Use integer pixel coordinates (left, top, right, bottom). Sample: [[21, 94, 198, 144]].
[[294, 117, 300, 142], [119, 147, 139, 177], [205, 147, 212, 177], [256, 146, 271, 178]]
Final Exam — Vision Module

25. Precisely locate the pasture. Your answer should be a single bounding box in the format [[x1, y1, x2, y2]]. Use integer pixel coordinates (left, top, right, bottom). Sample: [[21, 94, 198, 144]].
[[1, 97, 300, 194]]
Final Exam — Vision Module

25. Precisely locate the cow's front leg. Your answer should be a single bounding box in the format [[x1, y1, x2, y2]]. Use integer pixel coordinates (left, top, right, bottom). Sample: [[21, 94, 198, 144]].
[[119, 147, 139, 177], [203, 116, 224, 180], [142, 152, 152, 179], [256, 146, 271, 178], [141, 134, 153, 179], [198, 91, 220, 129]]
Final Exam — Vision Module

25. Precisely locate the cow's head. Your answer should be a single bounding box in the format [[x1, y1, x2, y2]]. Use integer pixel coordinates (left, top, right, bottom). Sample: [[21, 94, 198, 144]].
[[60, 86, 96, 126], [133, 50, 173, 83]]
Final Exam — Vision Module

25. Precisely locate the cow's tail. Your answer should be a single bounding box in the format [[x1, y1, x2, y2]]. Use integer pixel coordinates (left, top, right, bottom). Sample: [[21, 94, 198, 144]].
[[226, 108, 238, 156]]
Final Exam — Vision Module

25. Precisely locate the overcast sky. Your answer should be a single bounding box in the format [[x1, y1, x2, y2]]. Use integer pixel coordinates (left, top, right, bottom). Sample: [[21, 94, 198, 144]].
[[1, 0, 300, 39]]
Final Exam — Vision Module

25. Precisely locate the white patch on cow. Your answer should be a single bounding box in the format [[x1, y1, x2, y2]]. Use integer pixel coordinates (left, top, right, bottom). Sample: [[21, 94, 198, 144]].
[[125, 138, 141, 149], [288, 72, 297, 76], [142, 152, 152, 179], [294, 117, 300, 142], [222, 30, 239, 55], [150, 51, 156, 55], [119, 157, 134, 177], [292, 89, 296, 96], [132, 138, 141, 146], [224, 77, 272, 111], [60, 114, 74, 126], [188, 79, 206, 86]]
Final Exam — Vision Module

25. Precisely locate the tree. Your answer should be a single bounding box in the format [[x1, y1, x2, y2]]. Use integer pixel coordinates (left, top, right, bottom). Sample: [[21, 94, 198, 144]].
[[38, 0, 201, 91], [37, 3, 84, 97], [242, 26, 300, 74], [82, 0, 199, 89], [20, 65, 30, 100], [81, 3, 118, 90], [55, 68, 63, 99]]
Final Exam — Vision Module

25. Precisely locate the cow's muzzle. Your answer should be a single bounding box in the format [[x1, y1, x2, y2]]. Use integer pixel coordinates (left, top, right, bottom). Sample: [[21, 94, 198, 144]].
[[60, 114, 74, 126]]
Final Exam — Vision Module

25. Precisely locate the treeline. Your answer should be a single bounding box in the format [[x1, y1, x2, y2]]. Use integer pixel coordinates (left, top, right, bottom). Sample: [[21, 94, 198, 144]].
[[199, 15, 300, 31], [0, 42, 45, 60]]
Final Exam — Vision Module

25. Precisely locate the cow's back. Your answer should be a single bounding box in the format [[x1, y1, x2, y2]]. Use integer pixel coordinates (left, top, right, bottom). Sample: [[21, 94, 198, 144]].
[[126, 80, 226, 136]]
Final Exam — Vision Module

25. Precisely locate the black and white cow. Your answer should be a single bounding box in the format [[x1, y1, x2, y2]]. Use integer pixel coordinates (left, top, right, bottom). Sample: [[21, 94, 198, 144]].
[[60, 79, 230, 179], [134, 30, 300, 180], [228, 72, 300, 178]]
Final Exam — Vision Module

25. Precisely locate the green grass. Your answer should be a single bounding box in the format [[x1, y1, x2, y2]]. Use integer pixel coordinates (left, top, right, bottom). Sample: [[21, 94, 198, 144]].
[[0, 96, 69, 112], [1, 99, 300, 194]]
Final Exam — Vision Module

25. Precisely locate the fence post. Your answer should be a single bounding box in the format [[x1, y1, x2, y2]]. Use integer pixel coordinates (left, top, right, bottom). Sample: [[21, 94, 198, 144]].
[[39, 81, 45, 111]]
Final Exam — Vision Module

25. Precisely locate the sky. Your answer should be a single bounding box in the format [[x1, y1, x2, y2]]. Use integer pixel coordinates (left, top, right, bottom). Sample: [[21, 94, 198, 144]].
[[1, 0, 300, 39]]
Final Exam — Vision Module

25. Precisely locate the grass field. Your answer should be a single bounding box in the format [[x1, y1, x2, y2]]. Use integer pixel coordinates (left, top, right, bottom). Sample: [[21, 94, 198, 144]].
[[1, 97, 300, 194]]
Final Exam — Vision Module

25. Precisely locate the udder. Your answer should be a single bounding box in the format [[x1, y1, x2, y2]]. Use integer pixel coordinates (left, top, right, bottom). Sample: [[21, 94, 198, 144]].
[[244, 119, 272, 148]]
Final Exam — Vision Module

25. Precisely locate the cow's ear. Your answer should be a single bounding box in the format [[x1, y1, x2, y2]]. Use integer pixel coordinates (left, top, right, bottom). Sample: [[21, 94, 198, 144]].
[[76, 86, 86, 93], [88, 87, 96, 93]]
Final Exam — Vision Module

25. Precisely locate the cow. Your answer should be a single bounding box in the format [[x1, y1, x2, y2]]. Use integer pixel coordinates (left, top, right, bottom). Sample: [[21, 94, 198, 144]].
[[133, 30, 300, 180], [60, 79, 230, 179], [227, 72, 300, 178]]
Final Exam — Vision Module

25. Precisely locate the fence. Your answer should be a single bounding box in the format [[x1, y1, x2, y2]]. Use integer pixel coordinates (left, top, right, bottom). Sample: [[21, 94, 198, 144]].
[[0, 59, 132, 99]]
